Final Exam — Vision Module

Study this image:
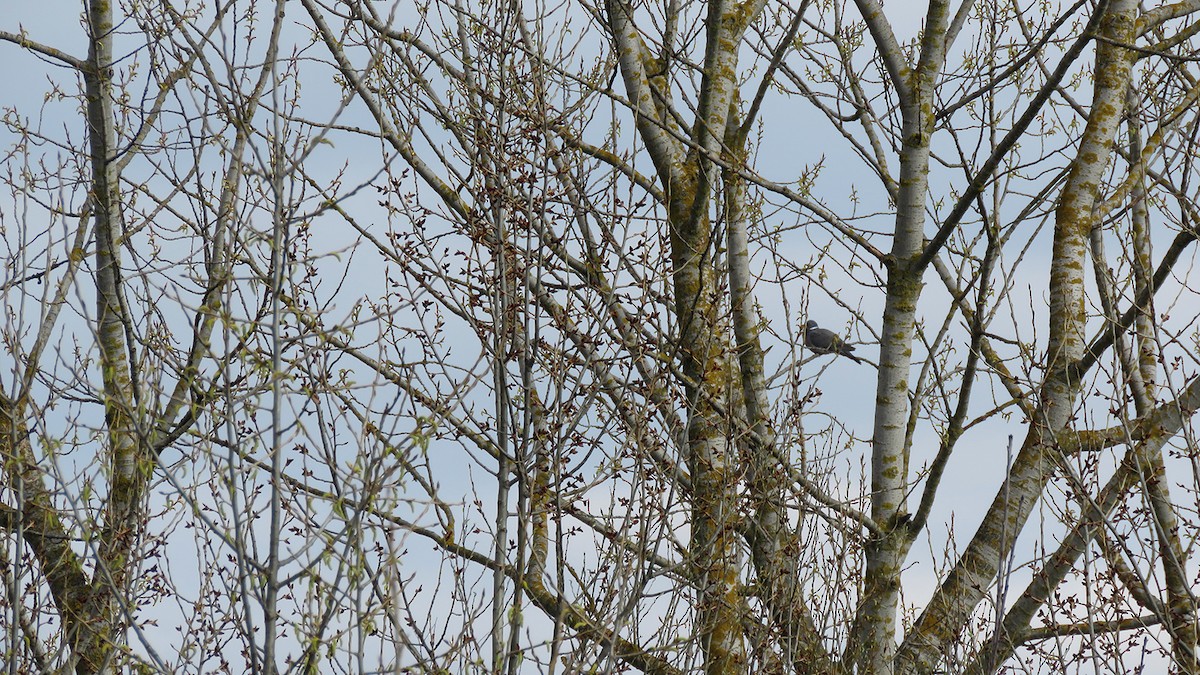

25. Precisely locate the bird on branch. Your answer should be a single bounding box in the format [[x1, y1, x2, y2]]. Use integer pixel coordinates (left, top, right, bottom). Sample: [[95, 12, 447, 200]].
[[804, 320, 863, 364]]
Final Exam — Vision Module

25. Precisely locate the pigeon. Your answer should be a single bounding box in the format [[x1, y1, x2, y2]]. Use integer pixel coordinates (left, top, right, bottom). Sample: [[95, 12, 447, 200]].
[[804, 320, 863, 364]]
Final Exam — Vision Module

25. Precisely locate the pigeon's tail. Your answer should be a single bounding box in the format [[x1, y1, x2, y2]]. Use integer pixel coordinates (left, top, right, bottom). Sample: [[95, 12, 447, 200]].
[[841, 345, 864, 364]]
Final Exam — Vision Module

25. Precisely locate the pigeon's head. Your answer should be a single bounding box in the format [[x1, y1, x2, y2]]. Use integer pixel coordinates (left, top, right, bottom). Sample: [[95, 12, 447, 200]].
[[805, 320, 818, 331]]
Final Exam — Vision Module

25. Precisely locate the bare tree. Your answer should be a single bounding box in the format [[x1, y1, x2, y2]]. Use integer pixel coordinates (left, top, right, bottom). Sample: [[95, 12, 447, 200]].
[[6, 0, 1200, 673], [0, 0, 331, 671]]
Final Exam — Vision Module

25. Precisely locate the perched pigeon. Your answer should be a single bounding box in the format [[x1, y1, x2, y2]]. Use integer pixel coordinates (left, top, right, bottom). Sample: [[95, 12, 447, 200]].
[[804, 320, 863, 364]]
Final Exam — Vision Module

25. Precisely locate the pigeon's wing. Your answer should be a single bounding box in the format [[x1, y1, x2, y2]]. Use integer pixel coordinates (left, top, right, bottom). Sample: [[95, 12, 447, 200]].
[[807, 327, 836, 353]]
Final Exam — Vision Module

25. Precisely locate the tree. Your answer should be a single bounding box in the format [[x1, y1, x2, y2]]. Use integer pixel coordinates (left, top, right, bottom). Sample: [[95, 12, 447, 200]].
[[5, 0, 1200, 672]]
